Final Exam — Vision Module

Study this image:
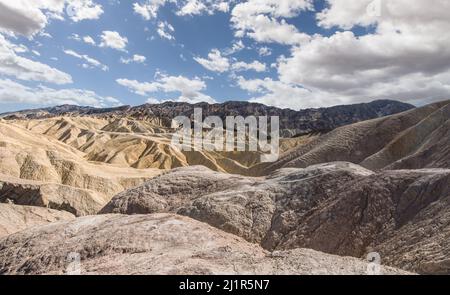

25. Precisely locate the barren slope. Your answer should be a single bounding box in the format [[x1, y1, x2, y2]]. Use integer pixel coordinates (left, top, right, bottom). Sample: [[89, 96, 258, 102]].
[[11, 117, 264, 174], [256, 100, 450, 175], [0, 204, 74, 238], [0, 213, 408, 275]]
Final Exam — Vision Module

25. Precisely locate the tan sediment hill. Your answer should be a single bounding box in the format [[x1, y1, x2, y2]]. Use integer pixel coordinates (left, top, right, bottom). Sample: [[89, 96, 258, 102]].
[[0, 213, 408, 275], [101, 164, 450, 274], [0, 203, 75, 238], [255, 100, 450, 175], [0, 121, 162, 214], [11, 117, 266, 173]]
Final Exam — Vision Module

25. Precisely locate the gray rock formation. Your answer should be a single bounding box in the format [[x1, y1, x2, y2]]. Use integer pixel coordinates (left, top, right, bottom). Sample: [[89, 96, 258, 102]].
[[101, 165, 450, 274], [0, 213, 408, 275]]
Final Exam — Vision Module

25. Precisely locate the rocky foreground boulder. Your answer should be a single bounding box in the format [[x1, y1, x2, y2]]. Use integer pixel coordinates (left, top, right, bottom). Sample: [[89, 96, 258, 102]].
[[101, 164, 450, 274], [0, 204, 75, 238], [0, 213, 408, 275]]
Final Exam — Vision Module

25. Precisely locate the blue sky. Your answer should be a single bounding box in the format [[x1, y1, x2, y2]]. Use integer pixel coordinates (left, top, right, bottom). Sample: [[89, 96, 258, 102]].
[[0, 0, 449, 112]]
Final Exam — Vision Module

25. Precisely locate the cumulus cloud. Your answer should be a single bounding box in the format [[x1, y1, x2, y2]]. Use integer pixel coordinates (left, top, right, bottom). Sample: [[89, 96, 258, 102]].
[[64, 49, 108, 71], [177, 0, 230, 16], [0, 34, 72, 84], [0, 0, 63, 37], [66, 0, 104, 22], [275, 0, 450, 106], [230, 0, 313, 45], [0, 78, 121, 107], [0, 0, 103, 37], [194, 49, 230, 73], [117, 74, 215, 104], [99, 31, 128, 51]]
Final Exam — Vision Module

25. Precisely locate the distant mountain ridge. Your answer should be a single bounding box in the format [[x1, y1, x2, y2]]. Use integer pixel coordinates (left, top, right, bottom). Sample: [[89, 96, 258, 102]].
[[0, 100, 415, 137]]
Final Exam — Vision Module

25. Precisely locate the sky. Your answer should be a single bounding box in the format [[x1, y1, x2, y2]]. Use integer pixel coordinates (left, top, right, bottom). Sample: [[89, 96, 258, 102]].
[[0, 0, 450, 113]]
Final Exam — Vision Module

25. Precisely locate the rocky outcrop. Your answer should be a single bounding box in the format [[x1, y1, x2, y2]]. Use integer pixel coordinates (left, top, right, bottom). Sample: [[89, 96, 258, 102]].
[[0, 213, 408, 275], [101, 165, 450, 274], [0, 204, 75, 238]]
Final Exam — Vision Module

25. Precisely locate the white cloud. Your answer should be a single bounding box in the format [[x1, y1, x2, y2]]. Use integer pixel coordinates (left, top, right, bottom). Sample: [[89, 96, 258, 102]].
[[0, 0, 103, 37], [194, 49, 229, 73], [133, 0, 231, 20], [82, 35, 96, 45], [231, 0, 313, 45], [0, 78, 121, 107], [214, 2, 229, 13], [99, 31, 128, 51], [258, 46, 272, 56], [195, 48, 266, 73], [66, 0, 103, 22], [224, 40, 245, 55], [157, 21, 175, 40], [133, 0, 173, 20], [232, 60, 266, 72], [120, 54, 147, 64], [146, 97, 162, 104], [276, 0, 450, 106], [116, 78, 159, 96], [39, 31, 52, 38], [0, 34, 72, 84], [117, 74, 215, 104], [70, 34, 96, 45], [64, 49, 108, 71], [177, 0, 207, 16], [0, 0, 63, 37], [237, 76, 335, 110]]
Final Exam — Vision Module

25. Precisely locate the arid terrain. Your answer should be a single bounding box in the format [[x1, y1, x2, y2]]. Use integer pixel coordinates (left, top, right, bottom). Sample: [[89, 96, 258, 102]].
[[0, 99, 448, 275]]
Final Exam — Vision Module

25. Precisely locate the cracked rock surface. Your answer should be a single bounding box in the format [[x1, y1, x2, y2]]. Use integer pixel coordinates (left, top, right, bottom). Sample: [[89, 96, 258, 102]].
[[0, 213, 409, 275]]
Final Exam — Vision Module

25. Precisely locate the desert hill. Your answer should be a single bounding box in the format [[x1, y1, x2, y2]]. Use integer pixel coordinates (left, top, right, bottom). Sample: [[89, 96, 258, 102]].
[[0, 121, 162, 215], [255, 100, 450, 175]]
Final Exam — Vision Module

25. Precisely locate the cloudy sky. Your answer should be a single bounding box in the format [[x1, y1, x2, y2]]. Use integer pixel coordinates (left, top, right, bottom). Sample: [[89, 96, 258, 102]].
[[0, 0, 449, 112]]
